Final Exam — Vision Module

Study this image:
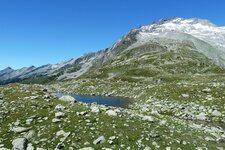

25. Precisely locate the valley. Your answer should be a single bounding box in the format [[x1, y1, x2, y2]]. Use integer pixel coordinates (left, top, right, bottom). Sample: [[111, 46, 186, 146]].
[[0, 18, 225, 149]]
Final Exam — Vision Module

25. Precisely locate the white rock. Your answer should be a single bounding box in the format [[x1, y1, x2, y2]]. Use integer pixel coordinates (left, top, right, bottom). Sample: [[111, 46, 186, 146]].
[[36, 148, 46, 150], [202, 88, 211, 93], [211, 110, 222, 116], [56, 130, 66, 137], [143, 147, 151, 150], [181, 94, 189, 98], [159, 120, 167, 126], [79, 147, 94, 150], [142, 116, 154, 122], [24, 130, 35, 140], [26, 118, 33, 125], [166, 147, 171, 150], [52, 118, 61, 123], [196, 112, 207, 120], [59, 95, 76, 102], [93, 136, 106, 145], [12, 138, 28, 150], [90, 105, 100, 113], [105, 110, 117, 117], [11, 127, 30, 133], [0, 148, 10, 150], [14, 120, 20, 126], [55, 112, 64, 118], [0, 100, 4, 105], [56, 130, 71, 142], [55, 104, 65, 111], [26, 143, 34, 150]]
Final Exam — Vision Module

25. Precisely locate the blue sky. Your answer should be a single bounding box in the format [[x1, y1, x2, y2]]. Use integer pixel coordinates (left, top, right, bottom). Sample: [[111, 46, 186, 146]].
[[0, 0, 225, 70]]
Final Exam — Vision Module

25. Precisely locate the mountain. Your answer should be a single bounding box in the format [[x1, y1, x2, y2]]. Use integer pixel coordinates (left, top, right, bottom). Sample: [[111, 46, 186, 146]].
[[1, 17, 225, 84], [0, 67, 14, 77]]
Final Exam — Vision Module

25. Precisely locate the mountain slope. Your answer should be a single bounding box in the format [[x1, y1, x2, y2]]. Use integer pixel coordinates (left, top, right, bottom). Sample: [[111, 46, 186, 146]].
[[1, 17, 225, 84], [82, 39, 225, 82]]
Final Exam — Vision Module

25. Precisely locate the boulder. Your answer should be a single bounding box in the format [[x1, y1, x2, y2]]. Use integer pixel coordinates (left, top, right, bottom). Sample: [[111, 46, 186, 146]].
[[56, 130, 71, 142], [12, 138, 28, 150], [93, 136, 106, 145], [90, 105, 100, 113], [59, 95, 76, 103], [0, 100, 4, 105], [55, 112, 64, 118], [11, 127, 30, 133], [211, 110, 222, 116], [142, 115, 154, 122], [105, 110, 117, 117], [79, 148, 94, 150], [26, 143, 34, 150], [52, 118, 61, 123], [24, 130, 35, 140], [202, 88, 211, 93], [196, 112, 207, 120], [55, 104, 65, 111]]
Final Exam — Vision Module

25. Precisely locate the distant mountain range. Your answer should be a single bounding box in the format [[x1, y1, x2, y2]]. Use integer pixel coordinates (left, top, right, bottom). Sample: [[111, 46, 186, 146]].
[[1, 17, 225, 84]]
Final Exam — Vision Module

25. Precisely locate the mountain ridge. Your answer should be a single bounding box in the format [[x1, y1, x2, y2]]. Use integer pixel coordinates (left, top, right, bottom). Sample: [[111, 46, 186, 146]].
[[1, 17, 225, 84]]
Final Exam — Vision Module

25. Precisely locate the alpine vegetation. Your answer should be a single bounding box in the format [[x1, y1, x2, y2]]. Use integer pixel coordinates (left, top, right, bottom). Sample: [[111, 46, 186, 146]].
[[0, 18, 225, 149]]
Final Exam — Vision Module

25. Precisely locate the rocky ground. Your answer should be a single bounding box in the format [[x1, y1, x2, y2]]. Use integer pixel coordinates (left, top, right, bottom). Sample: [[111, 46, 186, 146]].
[[0, 79, 224, 150], [1, 19, 225, 150]]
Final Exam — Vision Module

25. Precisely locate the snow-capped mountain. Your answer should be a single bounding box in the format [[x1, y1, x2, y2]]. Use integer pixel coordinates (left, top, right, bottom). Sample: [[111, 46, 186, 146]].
[[139, 18, 225, 50], [1, 17, 225, 84], [133, 18, 225, 66]]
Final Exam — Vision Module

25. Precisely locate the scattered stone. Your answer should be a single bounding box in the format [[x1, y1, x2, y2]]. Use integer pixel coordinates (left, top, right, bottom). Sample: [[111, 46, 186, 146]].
[[26, 143, 34, 150], [36, 148, 46, 150], [12, 138, 28, 150], [108, 136, 116, 145], [143, 147, 151, 150], [69, 147, 74, 150], [142, 115, 154, 122], [202, 88, 211, 93], [90, 105, 100, 113], [24, 130, 35, 140], [56, 130, 71, 142], [59, 95, 76, 103], [205, 136, 215, 141], [166, 147, 171, 150], [77, 111, 87, 116], [152, 141, 160, 148], [14, 119, 20, 126], [11, 127, 30, 133], [0, 100, 4, 105], [52, 118, 61, 123], [181, 94, 189, 98], [55, 104, 65, 111], [211, 110, 222, 116], [79, 147, 94, 150], [55, 142, 65, 150], [105, 110, 117, 117], [55, 112, 64, 118], [159, 120, 167, 126], [43, 94, 51, 99], [0, 148, 10, 150], [93, 136, 106, 145], [140, 105, 149, 112], [26, 118, 34, 125], [196, 112, 207, 120]]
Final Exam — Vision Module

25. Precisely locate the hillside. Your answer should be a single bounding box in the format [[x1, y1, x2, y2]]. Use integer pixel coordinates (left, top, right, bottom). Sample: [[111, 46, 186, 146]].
[[0, 18, 225, 149], [1, 18, 225, 84]]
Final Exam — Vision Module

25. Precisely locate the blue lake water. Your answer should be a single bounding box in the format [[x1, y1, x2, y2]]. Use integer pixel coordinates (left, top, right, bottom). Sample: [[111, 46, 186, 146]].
[[55, 93, 132, 108]]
